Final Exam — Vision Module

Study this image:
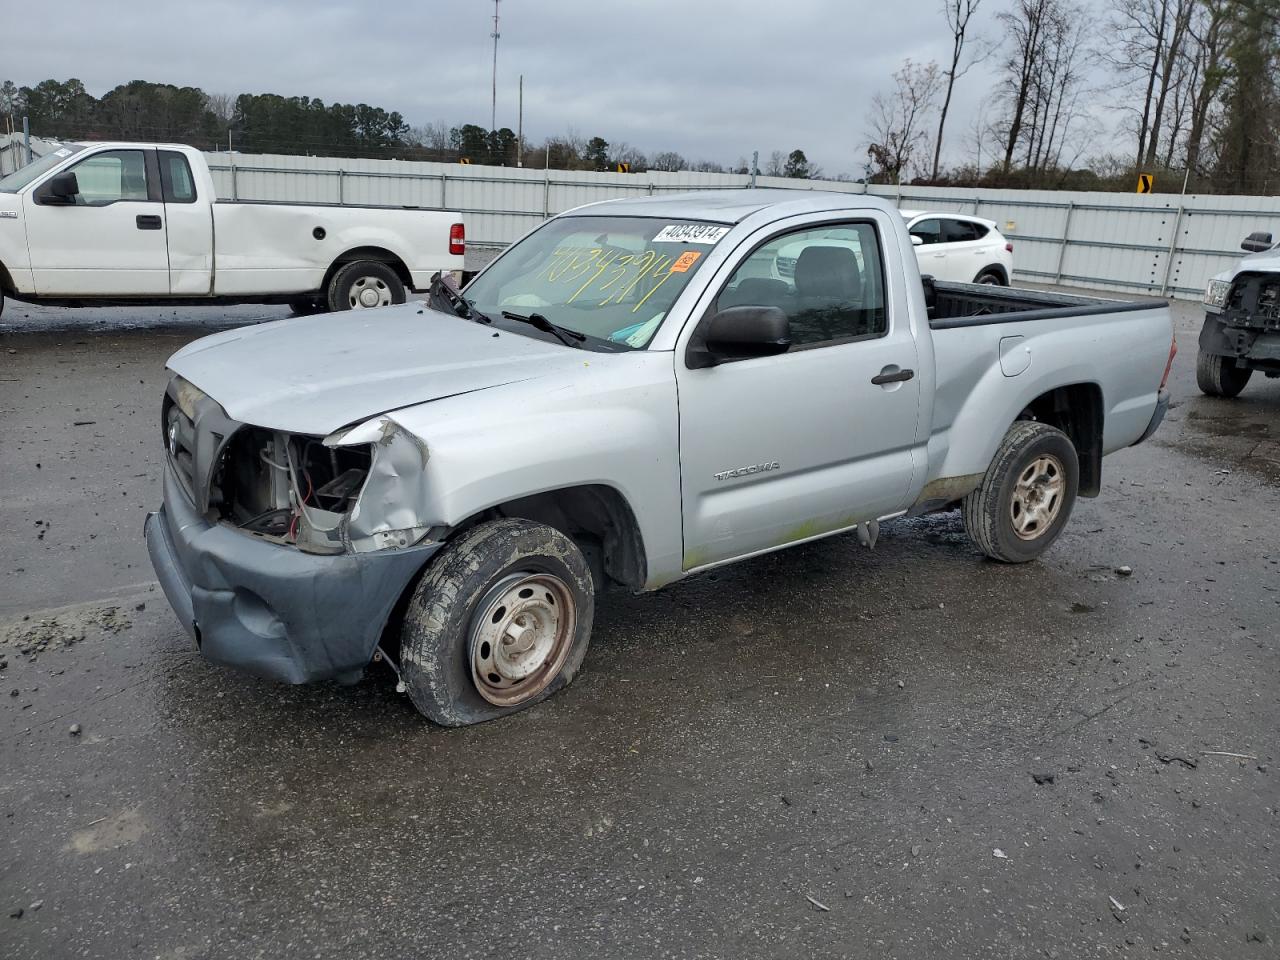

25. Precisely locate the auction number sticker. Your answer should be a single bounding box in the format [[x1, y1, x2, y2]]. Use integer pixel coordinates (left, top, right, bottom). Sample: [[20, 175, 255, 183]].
[[652, 224, 731, 244]]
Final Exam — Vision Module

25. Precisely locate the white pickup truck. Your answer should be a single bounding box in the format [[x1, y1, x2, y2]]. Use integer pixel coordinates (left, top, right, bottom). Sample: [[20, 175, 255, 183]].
[[146, 190, 1176, 726], [0, 142, 465, 316]]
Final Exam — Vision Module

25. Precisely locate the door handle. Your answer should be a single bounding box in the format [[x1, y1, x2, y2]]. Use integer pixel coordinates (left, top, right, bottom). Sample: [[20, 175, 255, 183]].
[[136, 214, 162, 230], [871, 367, 915, 385]]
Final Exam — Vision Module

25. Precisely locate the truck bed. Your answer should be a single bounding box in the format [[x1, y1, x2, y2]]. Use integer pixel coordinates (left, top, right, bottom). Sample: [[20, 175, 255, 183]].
[[926, 280, 1165, 328]]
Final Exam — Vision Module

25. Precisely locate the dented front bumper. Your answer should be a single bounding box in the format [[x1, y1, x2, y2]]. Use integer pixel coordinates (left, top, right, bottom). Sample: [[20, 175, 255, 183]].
[[145, 465, 440, 684]]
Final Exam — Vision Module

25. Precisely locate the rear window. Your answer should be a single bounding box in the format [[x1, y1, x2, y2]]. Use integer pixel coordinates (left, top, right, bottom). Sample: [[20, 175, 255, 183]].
[[944, 219, 987, 242]]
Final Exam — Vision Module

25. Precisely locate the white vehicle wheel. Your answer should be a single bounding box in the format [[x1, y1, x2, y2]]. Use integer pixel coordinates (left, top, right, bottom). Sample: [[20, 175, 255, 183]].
[[327, 260, 406, 312]]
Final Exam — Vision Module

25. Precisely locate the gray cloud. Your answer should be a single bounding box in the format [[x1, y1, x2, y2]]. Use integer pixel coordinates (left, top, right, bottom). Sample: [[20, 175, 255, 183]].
[[6, 0, 1110, 176]]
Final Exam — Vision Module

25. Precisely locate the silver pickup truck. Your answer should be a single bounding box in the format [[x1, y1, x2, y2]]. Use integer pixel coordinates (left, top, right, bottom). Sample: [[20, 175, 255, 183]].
[[145, 191, 1176, 725]]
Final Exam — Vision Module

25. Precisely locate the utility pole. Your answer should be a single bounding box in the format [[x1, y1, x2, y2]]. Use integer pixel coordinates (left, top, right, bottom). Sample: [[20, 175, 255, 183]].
[[517, 74, 524, 167], [490, 0, 501, 133], [23, 115, 31, 166]]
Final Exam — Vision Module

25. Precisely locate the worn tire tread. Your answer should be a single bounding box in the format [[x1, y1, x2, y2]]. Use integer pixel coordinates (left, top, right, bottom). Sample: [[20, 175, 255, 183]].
[[962, 420, 1077, 564], [1196, 350, 1250, 398], [399, 518, 594, 727]]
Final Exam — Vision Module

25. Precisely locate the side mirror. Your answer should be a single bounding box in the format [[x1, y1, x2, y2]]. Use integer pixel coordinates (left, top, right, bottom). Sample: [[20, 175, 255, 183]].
[[687, 305, 791, 369], [910, 234, 924, 247], [40, 171, 79, 204], [1241, 231, 1274, 253]]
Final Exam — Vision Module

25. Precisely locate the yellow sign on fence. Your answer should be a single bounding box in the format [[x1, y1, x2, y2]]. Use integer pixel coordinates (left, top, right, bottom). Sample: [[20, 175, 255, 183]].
[[1136, 173, 1154, 194], [615, 162, 632, 173]]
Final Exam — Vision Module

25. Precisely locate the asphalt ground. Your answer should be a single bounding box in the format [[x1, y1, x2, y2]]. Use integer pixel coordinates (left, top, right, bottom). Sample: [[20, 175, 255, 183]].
[[0, 291, 1277, 959]]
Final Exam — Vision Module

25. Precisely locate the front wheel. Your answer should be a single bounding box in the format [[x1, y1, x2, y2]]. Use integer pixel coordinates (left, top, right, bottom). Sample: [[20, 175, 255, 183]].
[[326, 260, 406, 312], [962, 421, 1079, 563], [400, 519, 595, 726], [1196, 350, 1252, 398]]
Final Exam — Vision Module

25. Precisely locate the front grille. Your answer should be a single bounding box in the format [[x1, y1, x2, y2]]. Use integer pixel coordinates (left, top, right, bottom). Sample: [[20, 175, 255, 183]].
[[164, 400, 198, 501]]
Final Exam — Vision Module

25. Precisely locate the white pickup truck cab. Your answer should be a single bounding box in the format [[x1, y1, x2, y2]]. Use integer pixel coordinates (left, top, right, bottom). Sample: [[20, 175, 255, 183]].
[[0, 142, 465, 316], [145, 191, 1176, 726]]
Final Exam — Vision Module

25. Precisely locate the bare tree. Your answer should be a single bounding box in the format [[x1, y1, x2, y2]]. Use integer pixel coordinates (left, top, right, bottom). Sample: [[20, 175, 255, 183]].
[[932, 0, 985, 180], [763, 150, 787, 176], [1183, 0, 1232, 173], [205, 92, 235, 125], [997, 0, 1053, 171], [865, 59, 943, 182], [650, 150, 686, 172]]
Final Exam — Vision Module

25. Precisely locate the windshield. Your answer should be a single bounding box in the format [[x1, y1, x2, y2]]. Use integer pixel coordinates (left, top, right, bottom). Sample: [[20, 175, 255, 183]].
[[0, 145, 84, 194], [463, 215, 728, 350]]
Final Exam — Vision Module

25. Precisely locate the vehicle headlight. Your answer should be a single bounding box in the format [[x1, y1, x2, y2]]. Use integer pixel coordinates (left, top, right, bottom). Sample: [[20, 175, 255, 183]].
[[1204, 279, 1230, 309]]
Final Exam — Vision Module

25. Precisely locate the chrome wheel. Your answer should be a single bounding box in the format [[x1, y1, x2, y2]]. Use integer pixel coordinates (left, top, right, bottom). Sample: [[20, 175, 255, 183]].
[[348, 275, 392, 309], [470, 572, 576, 707], [1010, 454, 1065, 540]]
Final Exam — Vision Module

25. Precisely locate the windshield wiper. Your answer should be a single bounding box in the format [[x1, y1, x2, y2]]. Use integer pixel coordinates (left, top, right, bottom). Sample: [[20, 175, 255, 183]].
[[428, 272, 492, 324], [501, 311, 586, 348]]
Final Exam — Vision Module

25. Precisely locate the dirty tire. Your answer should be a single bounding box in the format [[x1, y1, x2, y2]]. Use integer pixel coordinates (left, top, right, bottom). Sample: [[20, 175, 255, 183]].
[[288, 297, 326, 316], [962, 420, 1079, 563], [400, 519, 594, 726], [1196, 350, 1251, 398], [326, 260, 405, 312], [975, 269, 1006, 286]]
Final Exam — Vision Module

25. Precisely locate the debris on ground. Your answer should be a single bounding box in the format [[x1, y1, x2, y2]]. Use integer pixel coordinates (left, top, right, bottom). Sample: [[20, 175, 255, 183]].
[[1, 606, 132, 662], [1116, 565, 1133, 577], [69, 724, 81, 736], [1032, 771, 1056, 785], [993, 848, 1009, 860], [804, 894, 830, 912]]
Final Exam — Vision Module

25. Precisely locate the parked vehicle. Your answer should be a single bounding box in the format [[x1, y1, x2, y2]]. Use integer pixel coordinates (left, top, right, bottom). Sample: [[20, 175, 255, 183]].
[[1197, 230, 1279, 398], [145, 190, 1175, 725], [0, 142, 465, 316], [902, 209, 1014, 285]]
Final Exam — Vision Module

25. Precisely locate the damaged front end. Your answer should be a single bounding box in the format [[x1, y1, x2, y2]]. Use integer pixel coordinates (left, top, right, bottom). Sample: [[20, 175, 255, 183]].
[[146, 375, 443, 685], [163, 377, 439, 555], [1201, 272, 1280, 367]]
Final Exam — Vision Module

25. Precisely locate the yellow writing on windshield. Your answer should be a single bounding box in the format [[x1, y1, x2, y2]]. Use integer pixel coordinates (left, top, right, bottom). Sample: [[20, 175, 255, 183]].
[[542, 246, 683, 312]]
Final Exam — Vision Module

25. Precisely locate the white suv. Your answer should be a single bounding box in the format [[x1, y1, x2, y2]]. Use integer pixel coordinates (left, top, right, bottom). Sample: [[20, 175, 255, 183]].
[[901, 210, 1014, 285]]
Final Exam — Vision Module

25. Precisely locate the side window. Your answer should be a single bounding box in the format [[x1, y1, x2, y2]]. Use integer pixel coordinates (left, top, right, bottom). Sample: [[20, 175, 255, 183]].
[[67, 150, 150, 206], [716, 222, 887, 349], [943, 219, 981, 243], [159, 151, 197, 203], [909, 218, 943, 245]]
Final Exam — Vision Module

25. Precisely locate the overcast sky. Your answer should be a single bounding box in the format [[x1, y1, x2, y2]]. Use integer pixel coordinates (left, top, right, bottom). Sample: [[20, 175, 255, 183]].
[[6, 0, 1114, 176]]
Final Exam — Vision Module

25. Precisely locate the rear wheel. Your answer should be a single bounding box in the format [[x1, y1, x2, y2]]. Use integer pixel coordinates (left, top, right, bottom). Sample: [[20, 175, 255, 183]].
[[326, 260, 406, 312], [975, 269, 1006, 285], [399, 518, 594, 726], [1196, 350, 1252, 398], [962, 421, 1079, 563]]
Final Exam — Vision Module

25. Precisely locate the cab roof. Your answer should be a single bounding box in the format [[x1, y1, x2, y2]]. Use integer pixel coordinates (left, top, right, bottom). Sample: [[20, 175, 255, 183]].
[[566, 189, 903, 225]]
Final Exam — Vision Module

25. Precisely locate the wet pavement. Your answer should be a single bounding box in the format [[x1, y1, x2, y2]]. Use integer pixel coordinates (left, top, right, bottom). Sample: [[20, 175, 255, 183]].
[[1, 294, 1277, 959]]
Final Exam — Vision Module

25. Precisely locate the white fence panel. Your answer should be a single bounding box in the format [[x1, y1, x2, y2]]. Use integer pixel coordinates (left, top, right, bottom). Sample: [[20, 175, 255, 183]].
[[202, 150, 1280, 300]]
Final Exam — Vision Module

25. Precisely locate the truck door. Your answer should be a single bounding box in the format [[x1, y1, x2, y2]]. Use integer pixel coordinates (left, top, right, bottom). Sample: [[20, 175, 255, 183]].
[[675, 215, 922, 569], [157, 150, 213, 295], [23, 148, 170, 296]]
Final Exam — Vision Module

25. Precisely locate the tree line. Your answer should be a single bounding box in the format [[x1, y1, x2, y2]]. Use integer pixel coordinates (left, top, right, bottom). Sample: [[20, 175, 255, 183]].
[[865, 0, 1280, 193], [0, 78, 819, 179]]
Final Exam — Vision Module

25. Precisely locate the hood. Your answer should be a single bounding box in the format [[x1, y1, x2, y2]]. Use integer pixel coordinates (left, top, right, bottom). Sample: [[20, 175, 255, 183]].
[[167, 303, 583, 435]]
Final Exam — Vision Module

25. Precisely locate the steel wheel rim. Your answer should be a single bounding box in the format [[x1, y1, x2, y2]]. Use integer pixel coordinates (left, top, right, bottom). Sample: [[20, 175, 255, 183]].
[[469, 572, 575, 707], [1010, 453, 1065, 540], [349, 276, 391, 309]]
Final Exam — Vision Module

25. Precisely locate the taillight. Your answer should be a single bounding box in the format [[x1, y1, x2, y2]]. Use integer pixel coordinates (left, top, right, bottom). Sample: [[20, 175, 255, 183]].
[[449, 222, 465, 257], [1159, 336, 1177, 390], [1005, 242, 1013, 253]]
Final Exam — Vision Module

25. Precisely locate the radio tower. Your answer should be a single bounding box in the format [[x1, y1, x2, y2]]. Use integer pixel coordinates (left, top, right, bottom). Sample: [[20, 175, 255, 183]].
[[490, 0, 501, 133]]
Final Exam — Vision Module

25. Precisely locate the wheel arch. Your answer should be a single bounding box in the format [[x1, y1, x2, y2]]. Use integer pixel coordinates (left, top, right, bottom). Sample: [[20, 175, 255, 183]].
[[0, 258, 16, 297], [446, 483, 649, 592], [1018, 382, 1103, 497], [973, 263, 1009, 285], [324, 246, 414, 294]]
